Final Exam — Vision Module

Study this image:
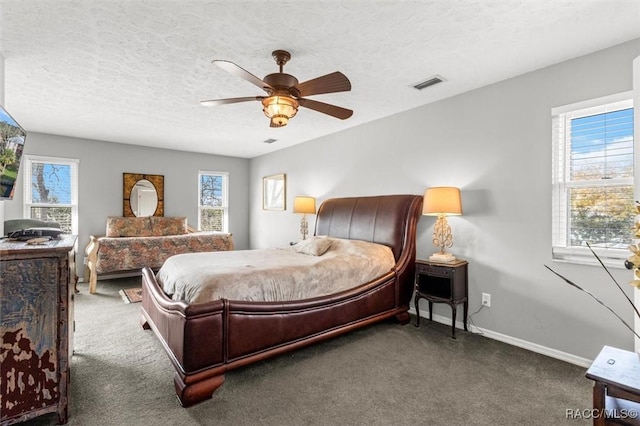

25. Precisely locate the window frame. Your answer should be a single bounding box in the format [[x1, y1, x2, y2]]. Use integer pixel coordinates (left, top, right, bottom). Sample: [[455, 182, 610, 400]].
[[197, 170, 229, 233], [551, 91, 634, 267], [23, 154, 79, 235]]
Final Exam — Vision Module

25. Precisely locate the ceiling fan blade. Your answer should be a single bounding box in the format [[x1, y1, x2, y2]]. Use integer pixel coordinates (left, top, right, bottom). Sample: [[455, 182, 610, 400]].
[[295, 72, 351, 97], [200, 96, 264, 106], [298, 98, 353, 120], [213, 60, 274, 92]]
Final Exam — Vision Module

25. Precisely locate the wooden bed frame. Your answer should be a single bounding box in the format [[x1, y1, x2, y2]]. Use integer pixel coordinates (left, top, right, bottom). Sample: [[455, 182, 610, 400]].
[[140, 194, 423, 407]]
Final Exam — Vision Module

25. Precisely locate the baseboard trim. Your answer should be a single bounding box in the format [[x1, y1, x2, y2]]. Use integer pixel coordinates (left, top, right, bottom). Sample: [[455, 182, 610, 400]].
[[408, 308, 592, 368]]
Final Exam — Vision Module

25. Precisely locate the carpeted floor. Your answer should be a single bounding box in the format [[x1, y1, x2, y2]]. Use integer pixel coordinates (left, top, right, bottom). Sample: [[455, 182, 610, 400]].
[[22, 277, 592, 425]]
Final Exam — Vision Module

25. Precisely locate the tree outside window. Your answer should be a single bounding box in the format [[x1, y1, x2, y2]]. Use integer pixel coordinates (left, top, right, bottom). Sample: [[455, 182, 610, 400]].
[[552, 94, 634, 265], [24, 156, 78, 234], [199, 171, 228, 232]]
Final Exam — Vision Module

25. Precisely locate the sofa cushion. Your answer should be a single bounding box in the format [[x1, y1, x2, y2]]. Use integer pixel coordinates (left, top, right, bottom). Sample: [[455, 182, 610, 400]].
[[106, 217, 152, 237], [106, 216, 187, 237], [150, 217, 188, 236]]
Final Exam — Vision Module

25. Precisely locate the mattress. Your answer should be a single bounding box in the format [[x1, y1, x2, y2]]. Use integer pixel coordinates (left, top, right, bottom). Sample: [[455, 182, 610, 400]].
[[157, 237, 396, 304]]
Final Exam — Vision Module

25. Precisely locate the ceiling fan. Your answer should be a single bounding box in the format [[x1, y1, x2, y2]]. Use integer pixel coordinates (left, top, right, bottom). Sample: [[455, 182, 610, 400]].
[[201, 50, 353, 128]]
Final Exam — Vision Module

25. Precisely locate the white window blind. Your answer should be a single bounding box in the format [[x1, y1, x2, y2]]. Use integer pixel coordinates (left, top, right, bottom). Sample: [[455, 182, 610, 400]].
[[198, 171, 228, 232], [552, 92, 634, 266], [23, 155, 79, 234]]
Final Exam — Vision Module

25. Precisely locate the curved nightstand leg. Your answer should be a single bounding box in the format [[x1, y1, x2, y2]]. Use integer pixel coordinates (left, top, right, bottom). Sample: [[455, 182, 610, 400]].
[[414, 295, 421, 327], [428, 301, 433, 321], [451, 303, 457, 339], [463, 300, 469, 331]]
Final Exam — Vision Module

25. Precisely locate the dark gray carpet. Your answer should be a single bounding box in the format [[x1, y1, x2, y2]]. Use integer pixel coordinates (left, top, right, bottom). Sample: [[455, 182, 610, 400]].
[[23, 277, 591, 425]]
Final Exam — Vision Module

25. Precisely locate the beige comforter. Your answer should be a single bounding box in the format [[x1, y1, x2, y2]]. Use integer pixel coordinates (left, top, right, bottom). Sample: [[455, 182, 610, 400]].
[[157, 237, 396, 304]]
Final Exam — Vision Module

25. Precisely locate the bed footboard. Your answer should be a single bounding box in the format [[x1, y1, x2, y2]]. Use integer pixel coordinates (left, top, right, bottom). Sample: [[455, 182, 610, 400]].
[[224, 271, 400, 362], [141, 267, 407, 407], [140, 267, 227, 406]]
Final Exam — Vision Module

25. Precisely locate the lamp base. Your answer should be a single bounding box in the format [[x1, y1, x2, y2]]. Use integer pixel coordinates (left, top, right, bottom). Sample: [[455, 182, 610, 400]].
[[300, 215, 309, 240], [429, 252, 456, 262]]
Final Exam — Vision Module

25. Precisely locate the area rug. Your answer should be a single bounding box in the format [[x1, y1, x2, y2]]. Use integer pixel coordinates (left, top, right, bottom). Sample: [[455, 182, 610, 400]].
[[119, 288, 142, 304]]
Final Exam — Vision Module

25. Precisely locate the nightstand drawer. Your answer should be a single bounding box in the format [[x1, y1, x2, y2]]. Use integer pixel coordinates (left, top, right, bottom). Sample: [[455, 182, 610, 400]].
[[417, 264, 452, 277]]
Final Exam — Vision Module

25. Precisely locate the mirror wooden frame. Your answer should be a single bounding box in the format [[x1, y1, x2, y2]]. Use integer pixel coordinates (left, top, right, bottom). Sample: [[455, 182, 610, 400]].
[[123, 173, 164, 217], [263, 173, 286, 211]]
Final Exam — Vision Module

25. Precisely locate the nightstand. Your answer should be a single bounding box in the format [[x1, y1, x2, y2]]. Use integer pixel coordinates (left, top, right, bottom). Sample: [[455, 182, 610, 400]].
[[414, 258, 469, 338], [586, 346, 640, 425]]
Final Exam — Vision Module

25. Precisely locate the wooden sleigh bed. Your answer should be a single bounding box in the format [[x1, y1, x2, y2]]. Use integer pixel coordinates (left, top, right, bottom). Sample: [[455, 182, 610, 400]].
[[140, 194, 423, 407]]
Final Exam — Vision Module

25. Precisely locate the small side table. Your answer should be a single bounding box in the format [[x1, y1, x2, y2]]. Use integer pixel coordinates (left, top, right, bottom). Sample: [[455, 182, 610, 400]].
[[414, 259, 468, 338], [586, 346, 640, 425]]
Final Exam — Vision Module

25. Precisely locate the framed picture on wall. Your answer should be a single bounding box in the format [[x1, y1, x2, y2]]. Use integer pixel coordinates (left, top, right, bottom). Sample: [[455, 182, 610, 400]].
[[263, 173, 286, 210]]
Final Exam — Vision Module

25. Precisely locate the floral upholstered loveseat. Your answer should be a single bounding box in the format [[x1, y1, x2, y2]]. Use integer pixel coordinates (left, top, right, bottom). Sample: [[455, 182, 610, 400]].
[[84, 216, 233, 294]]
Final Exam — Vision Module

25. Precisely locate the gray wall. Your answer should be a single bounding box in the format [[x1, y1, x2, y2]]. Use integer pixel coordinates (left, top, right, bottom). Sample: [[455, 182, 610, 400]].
[[250, 39, 640, 361], [4, 133, 250, 276], [4, 40, 638, 362]]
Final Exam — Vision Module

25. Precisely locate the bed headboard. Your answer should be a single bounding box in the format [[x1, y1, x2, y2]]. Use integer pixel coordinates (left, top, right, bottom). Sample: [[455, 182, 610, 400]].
[[314, 194, 423, 262]]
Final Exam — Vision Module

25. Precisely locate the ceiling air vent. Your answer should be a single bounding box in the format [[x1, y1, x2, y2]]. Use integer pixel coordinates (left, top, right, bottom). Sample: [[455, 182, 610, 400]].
[[263, 138, 277, 144], [412, 75, 445, 90]]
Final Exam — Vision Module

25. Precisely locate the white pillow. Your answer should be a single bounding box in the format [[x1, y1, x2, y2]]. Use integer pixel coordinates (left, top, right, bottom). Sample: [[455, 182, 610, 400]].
[[293, 236, 332, 256]]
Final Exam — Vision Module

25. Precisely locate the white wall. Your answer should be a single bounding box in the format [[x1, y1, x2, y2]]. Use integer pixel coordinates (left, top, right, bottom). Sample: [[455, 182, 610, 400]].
[[250, 39, 640, 361], [3, 133, 250, 276]]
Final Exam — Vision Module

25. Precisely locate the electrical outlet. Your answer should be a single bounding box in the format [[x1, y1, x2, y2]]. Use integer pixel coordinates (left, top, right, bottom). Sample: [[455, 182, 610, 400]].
[[482, 293, 491, 307]]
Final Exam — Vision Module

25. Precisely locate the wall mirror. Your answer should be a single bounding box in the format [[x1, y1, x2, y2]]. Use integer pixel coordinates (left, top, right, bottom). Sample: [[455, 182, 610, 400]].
[[123, 173, 164, 217], [263, 173, 286, 210]]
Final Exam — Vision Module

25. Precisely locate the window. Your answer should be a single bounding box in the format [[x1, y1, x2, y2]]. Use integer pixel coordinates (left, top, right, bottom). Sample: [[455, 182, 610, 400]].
[[23, 155, 79, 234], [198, 171, 228, 232], [552, 92, 634, 266]]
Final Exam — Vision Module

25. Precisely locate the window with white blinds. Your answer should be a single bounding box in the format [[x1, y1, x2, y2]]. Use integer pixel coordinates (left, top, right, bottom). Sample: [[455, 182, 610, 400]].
[[198, 171, 228, 232], [552, 92, 634, 266], [23, 155, 79, 234]]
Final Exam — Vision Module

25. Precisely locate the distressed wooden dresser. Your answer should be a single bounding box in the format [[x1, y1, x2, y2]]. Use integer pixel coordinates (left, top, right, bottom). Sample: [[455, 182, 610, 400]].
[[0, 235, 76, 425]]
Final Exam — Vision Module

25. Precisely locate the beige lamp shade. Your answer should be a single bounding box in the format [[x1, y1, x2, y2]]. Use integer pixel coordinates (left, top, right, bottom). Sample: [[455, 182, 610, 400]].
[[422, 187, 462, 216], [293, 196, 316, 214]]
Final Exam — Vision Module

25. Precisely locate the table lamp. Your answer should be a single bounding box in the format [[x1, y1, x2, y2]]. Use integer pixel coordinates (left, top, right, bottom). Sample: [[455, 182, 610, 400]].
[[293, 196, 316, 240], [422, 187, 462, 262]]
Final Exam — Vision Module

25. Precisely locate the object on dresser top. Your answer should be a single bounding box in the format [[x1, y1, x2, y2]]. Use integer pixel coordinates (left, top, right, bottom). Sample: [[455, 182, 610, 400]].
[[4, 218, 61, 236], [26, 237, 53, 245], [8, 227, 65, 241], [84, 216, 233, 294]]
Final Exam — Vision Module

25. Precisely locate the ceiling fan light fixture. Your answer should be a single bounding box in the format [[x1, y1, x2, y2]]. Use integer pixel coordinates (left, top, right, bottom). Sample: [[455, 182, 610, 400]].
[[204, 50, 352, 126], [262, 95, 299, 127]]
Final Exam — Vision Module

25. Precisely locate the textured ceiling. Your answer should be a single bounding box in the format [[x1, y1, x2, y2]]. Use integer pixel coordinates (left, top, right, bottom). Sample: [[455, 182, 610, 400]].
[[1, 1, 639, 158]]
